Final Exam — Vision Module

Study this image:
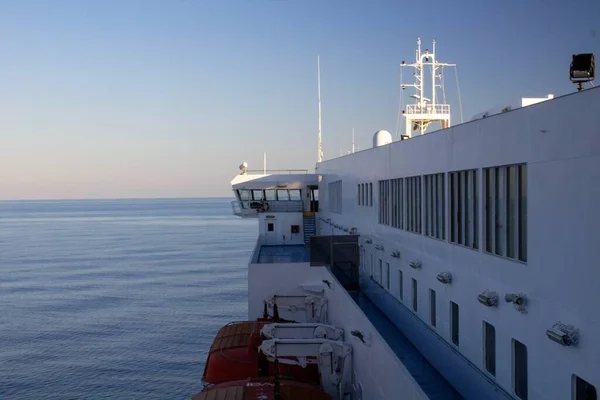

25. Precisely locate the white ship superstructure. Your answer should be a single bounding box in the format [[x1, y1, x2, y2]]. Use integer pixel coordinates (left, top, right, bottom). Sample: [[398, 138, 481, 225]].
[[203, 40, 599, 400]]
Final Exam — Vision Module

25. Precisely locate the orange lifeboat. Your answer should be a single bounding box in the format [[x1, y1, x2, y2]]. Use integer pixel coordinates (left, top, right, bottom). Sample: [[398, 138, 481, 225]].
[[192, 378, 331, 400], [202, 321, 319, 385]]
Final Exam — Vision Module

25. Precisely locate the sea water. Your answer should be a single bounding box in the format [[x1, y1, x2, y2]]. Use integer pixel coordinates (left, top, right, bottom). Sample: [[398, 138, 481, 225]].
[[0, 198, 256, 399]]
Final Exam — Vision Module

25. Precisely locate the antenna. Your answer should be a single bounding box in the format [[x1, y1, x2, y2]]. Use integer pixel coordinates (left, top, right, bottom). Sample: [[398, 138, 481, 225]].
[[401, 38, 456, 137], [352, 128, 355, 153], [263, 152, 267, 174], [317, 55, 323, 163]]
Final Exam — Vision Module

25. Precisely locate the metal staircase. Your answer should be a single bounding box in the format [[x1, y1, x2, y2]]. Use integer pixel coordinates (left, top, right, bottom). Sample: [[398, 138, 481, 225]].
[[303, 213, 316, 245]]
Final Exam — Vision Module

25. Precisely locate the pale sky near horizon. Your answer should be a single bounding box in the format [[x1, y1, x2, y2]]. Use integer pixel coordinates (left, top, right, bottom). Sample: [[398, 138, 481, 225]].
[[1, 0, 598, 200]]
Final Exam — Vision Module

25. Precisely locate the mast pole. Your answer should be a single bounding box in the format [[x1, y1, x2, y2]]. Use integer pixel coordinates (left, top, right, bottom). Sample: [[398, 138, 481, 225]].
[[317, 55, 323, 163]]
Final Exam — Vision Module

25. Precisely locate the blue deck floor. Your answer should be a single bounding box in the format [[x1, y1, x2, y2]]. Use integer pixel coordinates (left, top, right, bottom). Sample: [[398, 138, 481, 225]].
[[350, 291, 463, 400], [257, 245, 311, 264]]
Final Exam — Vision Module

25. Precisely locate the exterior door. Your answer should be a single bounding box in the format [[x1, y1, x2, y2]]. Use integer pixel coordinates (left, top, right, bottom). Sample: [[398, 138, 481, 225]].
[[264, 219, 276, 245]]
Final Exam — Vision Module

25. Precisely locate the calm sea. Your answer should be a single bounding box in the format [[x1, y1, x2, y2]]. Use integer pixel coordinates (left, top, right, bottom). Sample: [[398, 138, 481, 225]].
[[0, 198, 256, 399]]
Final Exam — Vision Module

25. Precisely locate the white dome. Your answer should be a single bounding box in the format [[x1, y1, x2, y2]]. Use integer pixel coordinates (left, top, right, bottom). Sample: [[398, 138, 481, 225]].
[[373, 129, 393, 148]]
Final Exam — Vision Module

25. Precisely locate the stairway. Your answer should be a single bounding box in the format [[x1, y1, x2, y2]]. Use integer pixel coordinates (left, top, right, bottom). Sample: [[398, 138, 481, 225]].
[[303, 212, 316, 245]]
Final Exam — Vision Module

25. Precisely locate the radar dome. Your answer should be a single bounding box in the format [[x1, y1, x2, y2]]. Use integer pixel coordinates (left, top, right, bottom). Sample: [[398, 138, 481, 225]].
[[373, 130, 393, 148]]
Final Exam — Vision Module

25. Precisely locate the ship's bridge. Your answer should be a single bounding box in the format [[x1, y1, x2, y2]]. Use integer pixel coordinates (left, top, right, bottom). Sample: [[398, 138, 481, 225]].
[[230, 170, 320, 218]]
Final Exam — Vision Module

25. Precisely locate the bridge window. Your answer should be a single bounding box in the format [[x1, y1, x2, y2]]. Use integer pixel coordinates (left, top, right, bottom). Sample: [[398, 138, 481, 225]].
[[238, 189, 250, 201], [289, 189, 301, 201], [252, 190, 264, 201], [277, 189, 289, 201], [265, 190, 276, 201], [369, 183, 373, 206], [450, 169, 478, 249]]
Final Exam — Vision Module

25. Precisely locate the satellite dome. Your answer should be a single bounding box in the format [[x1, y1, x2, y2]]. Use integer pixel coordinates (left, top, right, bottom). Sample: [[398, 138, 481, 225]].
[[373, 130, 393, 148]]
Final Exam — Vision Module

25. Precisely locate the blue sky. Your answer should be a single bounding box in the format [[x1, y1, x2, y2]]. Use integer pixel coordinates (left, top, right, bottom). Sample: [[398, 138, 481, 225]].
[[1, 0, 598, 199]]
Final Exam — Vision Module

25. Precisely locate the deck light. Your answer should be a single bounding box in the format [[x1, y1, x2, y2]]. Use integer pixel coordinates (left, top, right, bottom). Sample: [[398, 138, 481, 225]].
[[546, 322, 579, 346], [477, 291, 498, 307], [409, 260, 421, 270], [505, 293, 527, 313], [436, 272, 452, 284], [570, 53, 595, 91]]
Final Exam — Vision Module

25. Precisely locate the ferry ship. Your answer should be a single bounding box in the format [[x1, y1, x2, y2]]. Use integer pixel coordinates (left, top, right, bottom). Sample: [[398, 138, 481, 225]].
[[192, 40, 598, 399]]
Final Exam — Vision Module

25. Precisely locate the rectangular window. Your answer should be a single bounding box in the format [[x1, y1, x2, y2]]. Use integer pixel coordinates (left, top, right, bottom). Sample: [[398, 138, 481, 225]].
[[451, 301, 459, 346], [362, 183, 365, 206], [484, 164, 527, 261], [573, 375, 597, 400], [398, 270, 403, 301], [378, 259, 383, 285], [449, 169, 478, 248], [513, 339, 528, 399], [412, 278, 418, 312], [484, 321, 496, 376], [385, 262, 390, 290], [265, 190, 276, 201], [252, 190, 264, 200], [379, 180, 391, 225], [369, 183, 373, 206], [424, 173, 445, 240], [328, 181, 343, 213], [238, 189, 250, 201], [391, 178, 403, 229], [267, 223, 274, 232], [357, 184, 361, 205], [406, 176, 422, 234], [429, 289, 436, 327], [288, 189, 301, 201], [277, 189, 290, 201]]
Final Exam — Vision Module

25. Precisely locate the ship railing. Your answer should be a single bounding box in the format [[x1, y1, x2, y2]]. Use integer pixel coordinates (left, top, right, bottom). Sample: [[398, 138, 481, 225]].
[[231, 200, 304, 217], [243, 169, 309, 175], [405, 104, 450, 115]]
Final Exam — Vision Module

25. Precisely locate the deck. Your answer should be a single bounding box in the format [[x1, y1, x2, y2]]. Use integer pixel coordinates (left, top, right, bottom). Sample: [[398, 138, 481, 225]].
[[256, 245, 311, 264]]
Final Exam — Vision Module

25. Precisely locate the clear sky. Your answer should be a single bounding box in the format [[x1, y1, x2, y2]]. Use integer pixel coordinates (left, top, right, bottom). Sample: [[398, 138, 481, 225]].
[[1, 0, 598, 200]]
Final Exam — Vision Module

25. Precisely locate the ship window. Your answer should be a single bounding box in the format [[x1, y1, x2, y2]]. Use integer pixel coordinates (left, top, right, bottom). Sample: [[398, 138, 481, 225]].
[[412, 278, 418, 312], [398, 270, 403, 301], [267, 223, 274, 232], [424, 173, 445, 240], [406, 176, 422, 234], [573, 375, 597, 400], [484, 164, 527, 262], [449, 169, 478, 249], [513, 339, 528, 399], [328, 180, 342, 213], [289, 189, 301, 201], [265, 190, 276, 201], [378, 259, 383, 285], [357, 184, 361, 205], [451, 301, 459, 346], [385, 262, 390, 290], [369, 183, 373, 206], [429, 289, 436, 327], [238, 189, 250, 201], [277, 189, 289, 201], [484, 321, 496, 376], [391, 178, 404, 229], [252, 190, 264, 201]]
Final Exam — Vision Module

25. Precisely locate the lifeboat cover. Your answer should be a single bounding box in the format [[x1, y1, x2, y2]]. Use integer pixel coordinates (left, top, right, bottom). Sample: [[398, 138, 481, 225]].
[[192, 378, 331, 400]]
